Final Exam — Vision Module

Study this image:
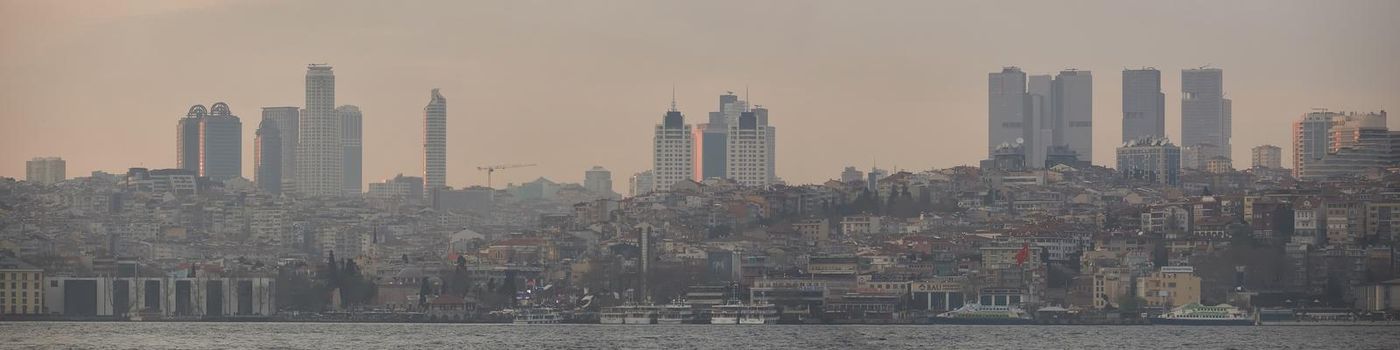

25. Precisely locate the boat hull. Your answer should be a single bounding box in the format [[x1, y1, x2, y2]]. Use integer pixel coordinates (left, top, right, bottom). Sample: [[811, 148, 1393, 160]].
[[738, 318, 778, 325], [1150, 318, 1254, 326], [930, 317, 1035, 325], [710, 317, 739, 325]]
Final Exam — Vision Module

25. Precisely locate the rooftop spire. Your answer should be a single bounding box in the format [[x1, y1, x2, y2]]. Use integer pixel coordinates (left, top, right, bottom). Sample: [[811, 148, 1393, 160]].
[[669, 84, 677, 112]]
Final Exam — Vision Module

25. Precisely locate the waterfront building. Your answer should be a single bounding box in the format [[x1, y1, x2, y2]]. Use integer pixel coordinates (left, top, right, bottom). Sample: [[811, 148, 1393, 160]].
[[1136, 266, 1202, 309], [0, 255, 44, 315]]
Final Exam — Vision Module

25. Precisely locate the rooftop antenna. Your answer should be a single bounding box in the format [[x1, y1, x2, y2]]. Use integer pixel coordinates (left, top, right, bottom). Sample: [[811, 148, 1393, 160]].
[[745, 85, 751, 112], [669, 84, 678, 112]]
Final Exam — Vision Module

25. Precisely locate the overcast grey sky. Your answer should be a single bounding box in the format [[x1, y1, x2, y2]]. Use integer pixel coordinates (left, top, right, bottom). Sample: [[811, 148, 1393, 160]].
[[2, 0, 1397, 189]]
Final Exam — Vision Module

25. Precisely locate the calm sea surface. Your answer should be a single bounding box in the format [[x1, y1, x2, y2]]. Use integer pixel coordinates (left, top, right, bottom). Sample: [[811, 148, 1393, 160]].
[[2, 322, 1398, 349]]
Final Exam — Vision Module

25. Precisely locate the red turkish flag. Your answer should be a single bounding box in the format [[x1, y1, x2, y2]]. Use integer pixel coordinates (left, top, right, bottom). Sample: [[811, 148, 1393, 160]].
[[1014, 243, 1030, 266]]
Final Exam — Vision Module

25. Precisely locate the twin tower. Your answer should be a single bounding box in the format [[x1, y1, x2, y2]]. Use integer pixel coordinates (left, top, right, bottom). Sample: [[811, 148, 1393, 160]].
[[650, 92, 777, 193]]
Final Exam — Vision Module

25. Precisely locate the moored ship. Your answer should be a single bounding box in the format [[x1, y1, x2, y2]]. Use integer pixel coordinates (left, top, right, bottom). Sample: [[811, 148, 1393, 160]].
[[1150, 303, 1253, 326], [930, 304, 1034, 325], [711, 300, 779, 325], [513, 307, 563, 325]]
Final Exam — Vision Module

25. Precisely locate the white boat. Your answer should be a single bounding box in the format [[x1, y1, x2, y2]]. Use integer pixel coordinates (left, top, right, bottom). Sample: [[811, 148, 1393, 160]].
[[600, 304, 631, 324], [1150, 303, 1254, 326], [711, 299, 779, 325], [600, 303, 658, 324], [513, 308, 562, 325], [656, 302, 695, 324], [931, 304, 1033, 325]]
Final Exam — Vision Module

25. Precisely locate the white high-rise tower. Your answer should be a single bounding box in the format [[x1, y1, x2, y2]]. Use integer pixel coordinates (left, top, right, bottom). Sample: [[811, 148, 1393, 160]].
[[424, 89, 447, 197], [653, 96, 693, 192], [296, 64, 341, 197]]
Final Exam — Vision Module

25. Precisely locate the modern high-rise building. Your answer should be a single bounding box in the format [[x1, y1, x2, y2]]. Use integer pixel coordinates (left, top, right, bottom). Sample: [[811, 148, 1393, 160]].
[[653, 100, 693, 192], [989, 67, 1092, 167], [629, 170, 654, 197], [694, 92, 746, 181], [199, 102, 242, 181], [254, 118, 282, 194], [1251, 145, 1282, 169], [424, 89, 447, 196], [726, 111, 772, 187], [1181, 68, 1231, 165], [1053, 69, 1093, 163], [176, 105, 206, 173], [1297, 111, 1396, 180], [584, 166, 614, 197], [1027, 74, 1053, 167], [754, 105, 777, 184], [1122, 68, 1165, 142], [338, 105, 363, 195], [25, 157, 65, 185], [988, 67, 1030, 157], [1293, 111, 1338, 177], [296, 64, 341, 197], [261, 107, 299, 192], [1116, 136, 1180, 185]]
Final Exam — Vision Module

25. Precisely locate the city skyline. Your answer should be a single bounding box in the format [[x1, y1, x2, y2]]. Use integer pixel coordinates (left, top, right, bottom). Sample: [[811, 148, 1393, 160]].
[[2, 0, 1398, 190]]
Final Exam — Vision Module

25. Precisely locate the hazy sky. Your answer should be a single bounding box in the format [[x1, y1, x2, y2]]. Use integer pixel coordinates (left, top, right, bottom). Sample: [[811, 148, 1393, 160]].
[[2, 0, 1398, 189]]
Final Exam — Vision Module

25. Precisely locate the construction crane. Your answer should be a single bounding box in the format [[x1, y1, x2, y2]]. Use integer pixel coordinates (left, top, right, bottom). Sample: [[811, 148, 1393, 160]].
[[476, 163, 537, 188]]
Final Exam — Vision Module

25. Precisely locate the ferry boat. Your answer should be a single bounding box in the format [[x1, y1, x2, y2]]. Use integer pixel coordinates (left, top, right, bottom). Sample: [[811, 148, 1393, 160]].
[[930, 304, 1034, 325], [599, 303, 659, 324], [711, 300, 779, 325], [513, 308, 563, 325], [1150, 303, 1254, 326], [599, 304, 632, 324], [656, 301, 695, 324]]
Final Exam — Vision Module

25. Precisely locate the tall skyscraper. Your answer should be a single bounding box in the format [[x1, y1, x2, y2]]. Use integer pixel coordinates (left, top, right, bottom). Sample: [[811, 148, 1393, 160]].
[[1251, 145, 1282, 169], [1122, 68, 1165, 142], [261, 107, 299, 192], [1027, 74, 1052, 167], [988, 67, 1030, 157], [584, 166, 614, 196], [254, 118, 282, 194], [297, 64, 341, 197], [989, 67, 1092, 167], [176, 105, 206, 173], [199, 102, 242, 181], [1182, 68, 1231, 164], [726, 111, 772, 187], [1053, 69, 1093, 163], [423, 89, 447, 196], [25, 157, 65, 185], [338, 105, 363, 195], [754, 105, 777, 184], [694, 92, 747, 181], [653, 98, 693, 192]]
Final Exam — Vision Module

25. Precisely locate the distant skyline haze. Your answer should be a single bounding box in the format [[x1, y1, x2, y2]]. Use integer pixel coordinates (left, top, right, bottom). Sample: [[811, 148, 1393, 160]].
[[1, 0, 1397, 189]]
